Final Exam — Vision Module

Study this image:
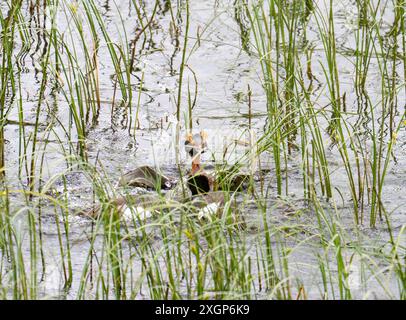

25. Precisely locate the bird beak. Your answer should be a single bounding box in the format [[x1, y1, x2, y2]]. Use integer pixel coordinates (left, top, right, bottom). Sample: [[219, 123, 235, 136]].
[[200, 130, 208, 145]]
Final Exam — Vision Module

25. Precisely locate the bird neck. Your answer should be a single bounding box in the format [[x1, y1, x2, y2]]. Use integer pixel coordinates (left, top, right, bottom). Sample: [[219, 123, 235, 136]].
[[190, 152, 201, 175], [191, 162, 201, 175]]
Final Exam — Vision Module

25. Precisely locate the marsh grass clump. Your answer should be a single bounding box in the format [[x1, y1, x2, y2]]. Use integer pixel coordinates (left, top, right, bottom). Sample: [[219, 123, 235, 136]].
[[0, 0, 404, 300]]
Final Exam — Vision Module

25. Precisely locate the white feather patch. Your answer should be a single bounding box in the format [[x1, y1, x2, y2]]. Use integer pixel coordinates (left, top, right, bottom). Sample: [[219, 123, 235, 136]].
[[198, 202, 220, 221], [122, 206, 152, 221]]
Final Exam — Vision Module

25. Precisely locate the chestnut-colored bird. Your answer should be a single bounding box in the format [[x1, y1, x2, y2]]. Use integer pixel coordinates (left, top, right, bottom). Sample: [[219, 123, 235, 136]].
[[184, 131, 229, 220], [78, 131, 244, 223], [185, 131, 208, 173], [184, 130, 212, 194]]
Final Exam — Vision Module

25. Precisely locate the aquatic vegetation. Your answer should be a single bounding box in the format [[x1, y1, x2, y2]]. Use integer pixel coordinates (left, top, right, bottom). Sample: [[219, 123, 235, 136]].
[[0, 0, 404, 300]]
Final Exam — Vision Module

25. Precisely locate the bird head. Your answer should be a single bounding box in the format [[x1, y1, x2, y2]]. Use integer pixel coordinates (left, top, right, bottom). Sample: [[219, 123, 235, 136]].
[[184, 131, 211, 194], [184, 131, 208, 169]]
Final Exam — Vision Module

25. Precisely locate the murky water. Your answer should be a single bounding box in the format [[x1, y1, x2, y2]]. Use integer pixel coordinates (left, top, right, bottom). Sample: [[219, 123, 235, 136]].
[[1, 0, 405, 299]]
